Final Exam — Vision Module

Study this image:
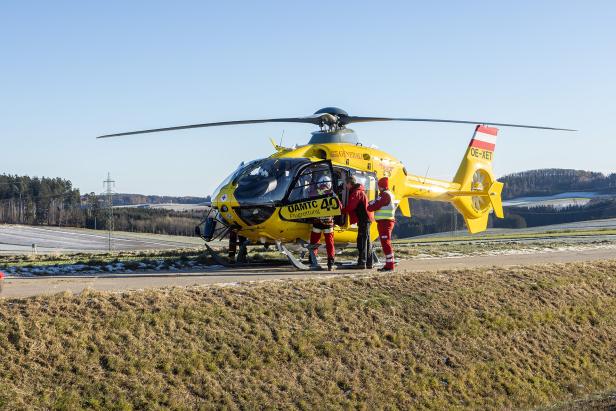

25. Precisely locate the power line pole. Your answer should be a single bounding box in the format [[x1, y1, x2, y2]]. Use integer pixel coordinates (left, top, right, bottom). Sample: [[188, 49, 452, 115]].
[[103, 172, 115, 252]]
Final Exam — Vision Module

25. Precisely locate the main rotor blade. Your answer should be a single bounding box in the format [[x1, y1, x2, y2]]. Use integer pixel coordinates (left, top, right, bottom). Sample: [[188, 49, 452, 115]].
[[343, 116, 576, 131], [97, 116, 323, 138]]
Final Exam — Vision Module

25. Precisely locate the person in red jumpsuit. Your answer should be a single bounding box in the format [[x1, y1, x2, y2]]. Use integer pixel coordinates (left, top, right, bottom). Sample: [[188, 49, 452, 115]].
[[367, 177, 396, 271], [309, 176, 337, 271]]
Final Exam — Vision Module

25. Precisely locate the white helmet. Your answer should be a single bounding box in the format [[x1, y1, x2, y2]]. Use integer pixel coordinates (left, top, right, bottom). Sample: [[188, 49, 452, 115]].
[[317, 176, 332, 194]]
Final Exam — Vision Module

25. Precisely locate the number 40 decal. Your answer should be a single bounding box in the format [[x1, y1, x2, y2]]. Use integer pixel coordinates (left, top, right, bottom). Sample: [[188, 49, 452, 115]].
[[320, 197, 339, 211]]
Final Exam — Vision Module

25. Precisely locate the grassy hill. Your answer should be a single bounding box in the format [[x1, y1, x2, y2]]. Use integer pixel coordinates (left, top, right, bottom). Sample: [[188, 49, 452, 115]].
[[1, 261, 615, 409]]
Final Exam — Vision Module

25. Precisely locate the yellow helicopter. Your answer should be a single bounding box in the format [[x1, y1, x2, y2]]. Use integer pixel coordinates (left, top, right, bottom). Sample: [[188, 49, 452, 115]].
[[99, 107, 573, 269]]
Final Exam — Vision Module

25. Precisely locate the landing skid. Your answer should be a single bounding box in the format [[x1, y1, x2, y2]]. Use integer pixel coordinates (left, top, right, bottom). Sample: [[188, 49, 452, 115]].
[[204, 242, 228, 266], [204, 241, 383, 272], [278, 241, 384, 271], [276, 242, 311, 271]]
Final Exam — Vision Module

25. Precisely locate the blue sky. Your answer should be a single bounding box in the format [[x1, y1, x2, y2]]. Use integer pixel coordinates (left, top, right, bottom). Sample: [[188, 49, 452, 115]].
[[1, 1, 614, 196]]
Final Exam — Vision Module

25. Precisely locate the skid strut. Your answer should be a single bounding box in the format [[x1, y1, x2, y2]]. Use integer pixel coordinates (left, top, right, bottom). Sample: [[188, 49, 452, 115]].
[[276, 241, 310, 271], [204, 243, 229, 266]]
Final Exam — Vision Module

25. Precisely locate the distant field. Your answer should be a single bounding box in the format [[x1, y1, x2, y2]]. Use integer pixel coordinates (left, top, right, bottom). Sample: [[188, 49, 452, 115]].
[[1, 261, 615, 409], [502, 191, 608, 209]]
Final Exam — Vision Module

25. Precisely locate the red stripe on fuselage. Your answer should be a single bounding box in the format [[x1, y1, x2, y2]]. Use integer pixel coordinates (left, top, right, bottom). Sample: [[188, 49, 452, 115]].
[[469, 139, 496, 151]]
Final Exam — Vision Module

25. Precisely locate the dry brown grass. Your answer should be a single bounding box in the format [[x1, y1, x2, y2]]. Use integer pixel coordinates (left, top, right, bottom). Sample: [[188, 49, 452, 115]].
[[1, 261, 616, 410]]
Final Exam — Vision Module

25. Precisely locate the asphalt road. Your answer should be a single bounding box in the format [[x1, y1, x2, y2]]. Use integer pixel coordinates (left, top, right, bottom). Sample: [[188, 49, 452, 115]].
[[2, 247, 615, 299]]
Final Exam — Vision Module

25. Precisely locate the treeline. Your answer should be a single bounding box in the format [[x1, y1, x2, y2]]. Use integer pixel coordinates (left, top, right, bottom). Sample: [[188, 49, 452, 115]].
[[0, 174, 206, 237], [500, 169, 616, 199], [108, 208, 203, 237], [0, 174, 82, 226]]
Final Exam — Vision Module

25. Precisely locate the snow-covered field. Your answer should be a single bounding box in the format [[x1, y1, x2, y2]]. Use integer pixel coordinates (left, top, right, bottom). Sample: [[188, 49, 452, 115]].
[[502, 191, 613, 209], [0, 225, 205, 254]]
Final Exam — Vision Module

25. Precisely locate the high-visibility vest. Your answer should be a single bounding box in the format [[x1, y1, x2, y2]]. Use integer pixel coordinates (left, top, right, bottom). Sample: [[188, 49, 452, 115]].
[[374, 190, 396, 220]]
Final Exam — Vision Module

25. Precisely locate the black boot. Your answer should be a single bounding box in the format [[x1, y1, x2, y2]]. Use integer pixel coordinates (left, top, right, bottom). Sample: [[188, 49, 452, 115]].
[[327, 258, 336, 271]]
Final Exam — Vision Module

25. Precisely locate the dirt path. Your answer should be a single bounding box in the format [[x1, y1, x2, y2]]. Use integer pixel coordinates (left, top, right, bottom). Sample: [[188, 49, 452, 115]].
[[2, 247, 615, 299]]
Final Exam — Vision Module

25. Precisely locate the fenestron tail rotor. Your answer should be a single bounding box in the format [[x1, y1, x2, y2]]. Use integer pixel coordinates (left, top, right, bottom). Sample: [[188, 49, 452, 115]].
[[97, 106, 576, 139], [471, 169, 492, 213]]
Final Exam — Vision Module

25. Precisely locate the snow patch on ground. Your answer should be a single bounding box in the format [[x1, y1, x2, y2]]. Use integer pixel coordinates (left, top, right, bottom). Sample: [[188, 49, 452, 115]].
[[3, 258, 212, 278]]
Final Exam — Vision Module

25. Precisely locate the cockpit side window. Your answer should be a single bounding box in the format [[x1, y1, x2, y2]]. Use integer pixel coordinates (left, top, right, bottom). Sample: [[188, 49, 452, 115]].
[[287, 162, 334, 203]]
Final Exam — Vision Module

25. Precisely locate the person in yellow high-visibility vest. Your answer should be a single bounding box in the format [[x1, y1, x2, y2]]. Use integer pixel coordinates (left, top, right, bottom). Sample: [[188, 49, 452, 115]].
[[367, 177, 396, 271]]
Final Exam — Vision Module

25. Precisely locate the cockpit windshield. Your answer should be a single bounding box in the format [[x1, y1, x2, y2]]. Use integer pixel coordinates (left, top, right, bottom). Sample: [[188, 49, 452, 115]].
[[233, 158, 310, 204], [210, 159, 259, 200]]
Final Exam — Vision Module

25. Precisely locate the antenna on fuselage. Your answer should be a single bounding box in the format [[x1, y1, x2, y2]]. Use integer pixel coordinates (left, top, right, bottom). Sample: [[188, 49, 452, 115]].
[[422, 165, 431, 184]]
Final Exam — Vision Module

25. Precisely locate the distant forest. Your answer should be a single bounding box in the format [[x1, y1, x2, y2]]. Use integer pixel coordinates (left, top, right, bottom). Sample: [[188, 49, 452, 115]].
[[0, 174, 207, 236], [2, 169, 616, 238], [0, 175, 82, 226], [500, 169, 616, 199]]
